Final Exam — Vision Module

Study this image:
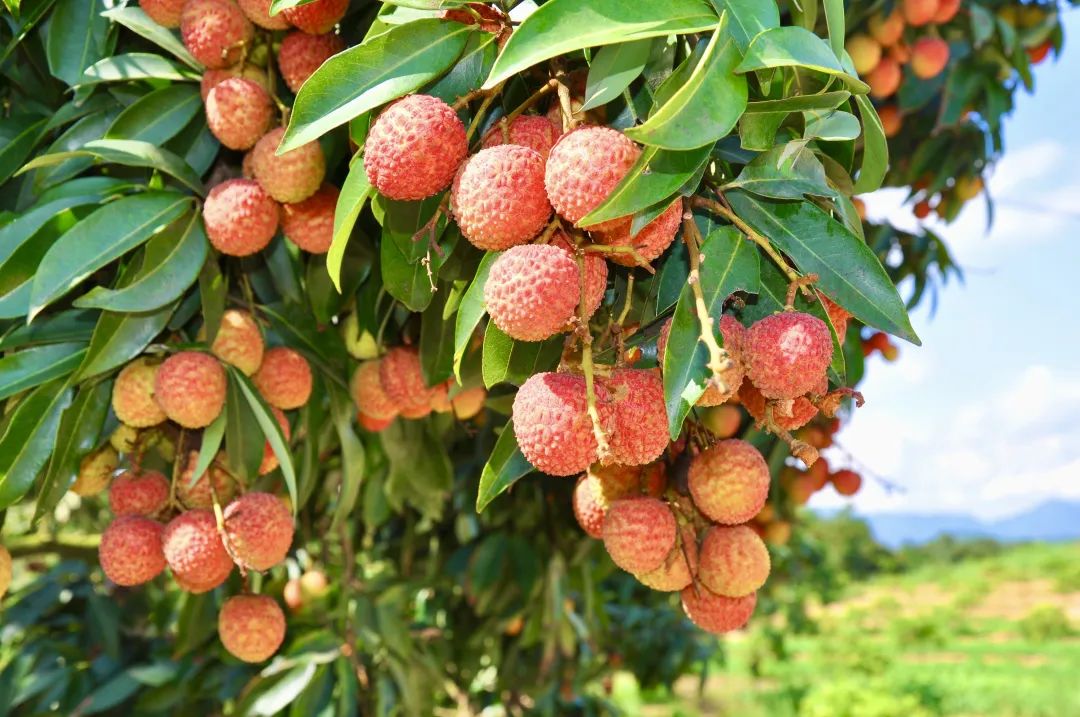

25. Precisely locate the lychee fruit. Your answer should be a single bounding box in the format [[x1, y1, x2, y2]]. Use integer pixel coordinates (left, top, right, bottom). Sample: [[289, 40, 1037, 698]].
[[140, 0, 185, 28], [551, 235, 607, 323], [358, 412, 393, 432], [283, 578, 303, 610], [428, 380, 452, 414], [831, 468, 862, 496], [206, 77, 274, 150], [451, 386, 486, 420], [911, 37, 950, 79], [739, 382, 819, 431], [0, 545, 10, 599], [282, 183, 338, 254], [109, 470, 170, 517], [154, 351, 227, 428], [251, 126, 326, 203], [350, 360, 399, 420], [162, 509, 234, 592], [484, 243, 579, 342], [697, 525, 771, 597], [223, 492, 294, 571], [206, 309, 264, 375], [902, 0, 939, 26], [820, 295, 851, 343], [878, 105, 902, 137], [177, 450, 238, 509], [637, 525, 698, 592], [451, 145, 552, 251], [481, 115, 562, 159], [702, 404, 742, 438], [363, 94, 468, 201], [764, 520, 792, 546], [868, 10, 904, 45], [512, 371, 615, 476], [846, 34, 882, 75], [277, 31, 344, 93], [913, 198, 932, 219], [1027, 39, 1052, 64], [112, 357, 167, 427], [237, 0, 289, 29], [545, 126, 640, 227], [746, 312, 832, 400], [180, 0, 254, 70], [252, 347, 312, 410], [203, 178, 279, 257], [110, 423, 140, 453], [572, 464, 647, 538], [601, 497, 677, 574], [594, 198, 682, 267], [99, 515, 166, 586], [933, 0, 960, 23], [218, 594, 286, 662], [688, 439, 769, 525], [601, 368, 668, 466], [681, 585, 756, 634], [259, 407, 291, 475], [280, 0, 347, 34], [200, 65, 269, 102], [378, 347, 436, 417], [867, 56, 902, 99], [71, 446, 118, 496]]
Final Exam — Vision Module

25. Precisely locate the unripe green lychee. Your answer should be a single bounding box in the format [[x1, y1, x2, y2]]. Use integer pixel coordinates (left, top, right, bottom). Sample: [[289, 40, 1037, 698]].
[[484, 244, 579, 342], [512, 371, 615, 476], [277, 31, 344, 93], [109, 470, 170, 518], [282, 183, 338, 254], [252, 347, 312, 410], [99, 515, 166, 586], [738, 381, 820, 431], [481, 115, 562, 160], [71, 446, 118, 496], [180, 0, 254, 70], [280, 0, 347, 33], [200, 65, 269, 102], [251, 126, 326, 203], [364, 95, 468, 201], [688, 439, 769, 525], [258, 407, 291, 475], [206, 77, 274, 150], [637, 525, 698, 592], [218, 594, 286, 662], [697, 525, 770, 598], [154, 351, 227, 428], [451, 145, 552, 251], [207, 309, 264, 376], [378, 347, 436, 418], [237, 0, 289, 29], [602, 368, 668, 466], [602, 497, 677, 574], [746, 312, 832, 400], [113, 357, 167, 428], [163, 509, 234, 592], [594, 198, 682, 267], [572, 464, 645, 538], [177, 450, 238, 509], [680, 585, 756, 634], [140, 0, 185, 28], [223, 492, 294, 571], [350, 360, 399, 420], [545, 126, 640, 228], [0, 545, 10, 599], [203, 178, 279, 257]]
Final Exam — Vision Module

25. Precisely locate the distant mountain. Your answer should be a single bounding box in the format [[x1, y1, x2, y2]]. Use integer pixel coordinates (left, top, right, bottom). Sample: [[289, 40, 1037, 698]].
[[818, 500, 1080, 548]]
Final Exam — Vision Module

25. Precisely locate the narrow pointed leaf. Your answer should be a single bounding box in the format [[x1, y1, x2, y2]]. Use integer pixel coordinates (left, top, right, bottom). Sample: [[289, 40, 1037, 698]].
[[0, 378, 73, 509], [476, 421, 532, 512], [734, 26, 870, 94]]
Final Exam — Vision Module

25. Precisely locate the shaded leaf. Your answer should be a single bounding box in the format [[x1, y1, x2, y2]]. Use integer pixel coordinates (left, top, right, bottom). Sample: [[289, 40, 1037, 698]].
[[476, 421, 532, 512], [481, 323, 562, 389], [582, 39, 652, 111], [0, 342, 86, 400], [453, 250, 498, 380], [105, 85, 202, 145], [0, 378, 73, 509]]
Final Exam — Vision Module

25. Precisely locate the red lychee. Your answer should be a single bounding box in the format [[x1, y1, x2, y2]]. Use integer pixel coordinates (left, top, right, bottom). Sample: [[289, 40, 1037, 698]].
[[681, 585, 757, 634], [163, 509, 234, 592], [258, 407, 291, 475], [868, 10, 904, 45], [358, 412, 393, 432], [99, 515, 166, 586], [481, 115, 562, 159], [688, 439, 769, 525], [911, 37, 950, 79], [251, 126, 326, 203], [697, 525, 771, 598], [218, 594, 286, 662], [177, 450, 238, 509], [545, 127, 640, 228], [141, 0, 185, 28], [252, 347, 312, 410], [902, 0, 939, 26], [602, 368, 669, 467], [350, 360, 399, 420], [200, 65, 269, 102], [820, 294, 851, 343], [364, 94, 468, 201], [602, 497, 677, 574], [739, 381, 820, 431], [223, 492, 294, 571], [277, 31, 344, 93], [280, 0, 347, 34], [867, 56, 902, 99], [658, 314, 747, 405], [378, 347, 436, 418], [109, 470, 170, 518], [180, 0, 254, 70], [550, 234, 607, 323], [282, 183, 338, 254], [879, 105, 902, 137], [933, 0, 960, 23], [484, 244, 579, 342], [207, 308, 264, 376], [451, 145, 552, 251], [595, 198, 683, 268], [203, 178, 279, 257], [572, 464, 647, 538], [112, 357, 167, 427], [638, 525, 698, 592], [237, 0, 289, 29], [831, 468, 863, 496], [746, 312, 832, 400], [206, 77, 274, 150], [154, 351, 227, 428]]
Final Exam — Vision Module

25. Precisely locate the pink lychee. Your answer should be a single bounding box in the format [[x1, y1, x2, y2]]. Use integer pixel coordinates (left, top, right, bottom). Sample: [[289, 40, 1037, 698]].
[[601, 497, 677, 574], [108, 470, 170, 518], [203, 178, 279, 257], [280, 0, 347, 33], [206, 77, 274, 150], [237, 0, 289, 29], [154, 351, 227, 428], [162, 509, 234, 592], [99, 515, 166, 586], [746, 312, 832, 400], [252, 347, 312, 410], [112, 357, 167, 427], [595, 198, 682, 267], [484, 244, 579, 342], [218, 594, 286, 662], [277, 31, 344, 93], [282, 183, 338, 254], [251, 126, 326, 203], [688, 439, 769, 525], [681, 585, 756, 634], [180, 0, 254, 70], [451, 145, 552, 251], [481, 115, 562, 160], [207, 308, 264, 376], [350, 360, 399, 420], [544, 126, 640, 228], [602, 368, 669, 466], [223, 492, 294, 571], [697, 525, 771, 598]]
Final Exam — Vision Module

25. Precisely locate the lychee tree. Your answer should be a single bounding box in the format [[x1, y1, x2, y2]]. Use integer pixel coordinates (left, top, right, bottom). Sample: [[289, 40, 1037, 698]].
[[0, 0, 1067, 713]]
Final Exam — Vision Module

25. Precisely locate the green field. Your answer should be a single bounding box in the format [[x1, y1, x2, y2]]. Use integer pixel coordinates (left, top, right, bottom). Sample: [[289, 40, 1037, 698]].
[[617, 541, 1080, 717]]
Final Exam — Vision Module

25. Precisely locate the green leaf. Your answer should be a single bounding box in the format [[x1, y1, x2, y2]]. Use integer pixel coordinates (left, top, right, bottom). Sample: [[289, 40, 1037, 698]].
[[188, 411, 225, 487], [0, 378, 73, 509], [426, 30, 496, 104], [578, 144, 712, 226], [19, 138, 204, 194], [101, 7, 201, 69], [803, 109, 860, 141], [0, 309, 97, 350], [29, 192, 193, 319], [453, 251, 498, 381], [0, 115, 47, 185], [738, 112, 784, 151], [45, 0, 110, 86], [822, 0, 845, 58], [105, 85, 202, 145], [624, 23, 746, 150], [81, 53, 201, 85], [232, 369, 298, 512], [724, 142, 834, 200], [476, 421, 532, 512], [419, 285, 456, 387], [726, 191, 920, 344], [282, 19, 471, 152], [76, 302, 177, 380], [484, 0, 718, 89], [481, 323, 562, 389], [852, 94, 888, 194], [224, 373, 264, 482], [328, 160, 373, 292], [708, 0, 779, 52], [663, 227, 759, 438], [381, 420, 451, 520], [198, 257, 226, 345], [379, 204, 458, 312], [0, 342, 86, 400], [735, 26, 870, 94], [744, 91, 851, 113], [581, 39, 652, 111], [328, 385, 364, 529]]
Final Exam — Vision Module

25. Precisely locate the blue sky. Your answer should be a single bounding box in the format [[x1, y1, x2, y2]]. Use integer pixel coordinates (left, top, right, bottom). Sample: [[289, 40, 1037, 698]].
[[816, 10, 1080, 520]]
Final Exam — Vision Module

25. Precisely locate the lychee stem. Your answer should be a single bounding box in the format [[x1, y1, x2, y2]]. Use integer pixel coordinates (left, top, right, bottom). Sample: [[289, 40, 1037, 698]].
[[784, 272, 819, 310], [465, 81, 505, 141], [573, 250, 611, 462], [681, 213, 732, 398], [504, 79, 557, 123], [579, 243, 654, 273], [554, 67, 578, 132], [762, 402, 819, 468]]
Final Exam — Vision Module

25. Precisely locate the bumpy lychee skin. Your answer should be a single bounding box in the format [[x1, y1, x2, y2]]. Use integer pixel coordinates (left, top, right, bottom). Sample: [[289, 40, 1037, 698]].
[[572, 464, 643, 537], [180, 0, 254, 70], [99, 516, 166, 586], [378, 347, 435, 416], [512, 372, 615, 476], [237, 0, 289, 29], [280, 0, 347, 33], [602, 369, 668, 467], [253, 347, 313, 410], [218, 594, 286, 662], [113, 357, 167, 427], [259, 407, 291, 475], [697, 525, 771, 598], [208, 309, 264, 375], [203, 179, 279, 257], [154, 351, 227, 428], [177, 450, 237, 509], [638, 525, 698, 592], [277, 31, 344, 93], [110, 423, 140, 453], [364, 95, 468, 201], [201, 65, 269, 101], [688, 439, 769, 525], [595, 199, 682, 267], [206, 77, 274, 150], [602, 497, 677, 574], [484, 244, 579, 342], [141, 0, 185, 28], [72, 446, 118, 496], [163, 509, 234, 592], [0, 545, 10, 599], [572, 474, 606, 538], [451, 145, 552, 251], [681, 585, 756, 634], [282, 183, 338, 253], [738, 382, 819, 431], [551, 235, 607, 323], [350, 360, 399, 420], [251, 126, 326, 203], [746, 312, 832, 400], [223, 492, 294, 571], [481, 115, 562, 159], [109, 470, 170, 518], [545, 126, 640, 227]]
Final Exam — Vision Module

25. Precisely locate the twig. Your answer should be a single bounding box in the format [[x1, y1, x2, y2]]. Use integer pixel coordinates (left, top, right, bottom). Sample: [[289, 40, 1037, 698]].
[[573, 249, 610, 462], [465, 81, 505, 140], [505, 79, 558, 122], [579, 243, 655, 273], [692, 195, 805, 289], [681, 213, 732, 396]]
